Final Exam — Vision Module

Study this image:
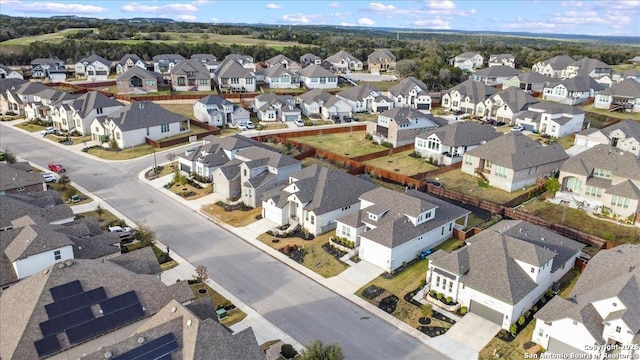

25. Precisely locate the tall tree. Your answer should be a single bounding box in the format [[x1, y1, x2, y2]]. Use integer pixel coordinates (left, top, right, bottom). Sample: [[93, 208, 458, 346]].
[[299, 340, 344, 360]]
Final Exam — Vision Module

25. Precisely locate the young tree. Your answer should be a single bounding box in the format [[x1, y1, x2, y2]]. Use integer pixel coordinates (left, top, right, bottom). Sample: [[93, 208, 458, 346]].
[[95, 204, 104, 221], [58, 174, 70, 190], [4, 148, 16, 164], [545, 178, 561, 197], [133, 222, 156, 247], [299, 340, 344, 360], [166, 152, 176, 168]]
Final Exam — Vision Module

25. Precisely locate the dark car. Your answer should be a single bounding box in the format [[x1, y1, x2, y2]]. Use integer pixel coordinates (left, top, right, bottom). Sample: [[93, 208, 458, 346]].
[[332, 115, 341, 123], [343, 116, 352, 123]]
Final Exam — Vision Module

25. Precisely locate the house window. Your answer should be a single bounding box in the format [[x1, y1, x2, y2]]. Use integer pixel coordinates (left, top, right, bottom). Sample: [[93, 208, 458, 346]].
[[177, 77, 185, 86], [585, 186, 603, 198], [161, 124, 170, 133], [485, 160, 492, 168], [96, 107, 103, 115], [310, 215, 315, 225], [442, 279, 447, 289], [528, 166, 538, 175], [461, 283, 465, 289], [615, 326, 621, 333], [593, 168, 611, 178], [145, 80, 155, 86], [116, 132, 121, 140], [441, 226, 444, 235], [538, 328, 544, 338], [449, 223, 452, 231], [230, 78, 239, 85], [146, 127, 150, 136], [54, 250, 61, 260], [449, 283, 453, 292], [495, 165, 507, 178], [247, 78, 253, 84], [343, 225, 350, 237], [611, 195, 630, 208], [199, 79, 208, 85], [436, 276, 440, 287], [243, 169, 247, 177], [464, 155, 473, 165]]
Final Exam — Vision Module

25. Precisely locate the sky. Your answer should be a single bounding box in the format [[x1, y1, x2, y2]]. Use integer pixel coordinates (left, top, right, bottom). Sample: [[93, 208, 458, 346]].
[[1, 0, 639, 37]]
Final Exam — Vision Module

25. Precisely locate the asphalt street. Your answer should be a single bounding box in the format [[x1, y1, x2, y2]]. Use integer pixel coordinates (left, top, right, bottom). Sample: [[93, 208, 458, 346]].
[[1, 125, 449, 360]]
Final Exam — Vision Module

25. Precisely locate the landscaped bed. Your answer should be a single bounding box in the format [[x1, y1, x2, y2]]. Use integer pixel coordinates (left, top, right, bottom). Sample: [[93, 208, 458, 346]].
[[290, 131, 387, 157], [189, 283, 247, 326], [436, 170, 542, 205], [364, 151, 438, 176], [47, 182, 92, 205], [166, 181, 212, 200], [202, 203, 262, 227]]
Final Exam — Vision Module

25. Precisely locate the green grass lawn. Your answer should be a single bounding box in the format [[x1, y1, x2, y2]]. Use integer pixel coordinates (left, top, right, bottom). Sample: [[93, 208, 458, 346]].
[[15, 121, 47, 132], [291, 131, 386, 157], [159, 103, 196, 119], [432, 237, 465, 253], [48, 182, 92, 205], [257, 231, 348, 278], [479, 318, 536, 360], [516, 197, 640, 243], [356, 113, 379, 122], [87, 140, 192, 160], [189, 283, 247, 327], [46, 134, 92, 145], [436, 170, 540, 205], [581, 104, 640, 121], [364, 151, 438, 176], [368, 79, 401, 91], [0, 28, 97, 46], [202, 205, 263, 227]]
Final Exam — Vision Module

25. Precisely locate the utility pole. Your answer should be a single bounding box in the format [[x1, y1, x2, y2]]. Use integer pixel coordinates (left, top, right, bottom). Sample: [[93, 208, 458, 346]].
[[153, 149, 158, 175]]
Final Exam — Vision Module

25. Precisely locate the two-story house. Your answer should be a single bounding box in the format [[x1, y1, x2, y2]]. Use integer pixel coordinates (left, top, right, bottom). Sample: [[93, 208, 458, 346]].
[[543, 75, 605, 105], [0, 64, 23, 79], [152, 54, 185, 76], [264, 54, 301, 72], [502, 72, 553, 94], [74, 53, 111, 81], [297, 65, 338, 89], [51, 91, 123, 135], [514, 101, 585, 138], [336, 84, 392, 113], [488, 54, 516, 68], [441, 80, 497, 116], [336, 187, 470, 272], [24, 88, 77, 122], [214, 58, 256, 93], [116, 66, 160, 94], [573, 119, 640, 157], [254, 93, 300, 122], [224, 54, 256, 72], [561, 57, 612, 81], [482, 87, 539, 124], [192, 95, 249, 127], [299, 53, 322, 67], [415, 122, 501, 165], [30, 57, 66, 81], [556, 144, 640, 219], [262, 164, 378, 235], [325, 50, 363, 72], [367, 107, 446, 147], [427, 220, 583, 330], [450, 52, 484, 70], [532, 55, 575, 78], [462, 132, 569, 192], [297, 89, 351, 120], [532, 244, 640, 359], [367, 49, 396, 74], [594, 79, 640, 113], [115, 54, 147, 75], [3, 81, 49, 116], [387, 76, 432, 112], [169, 59, 211, 92], [471, 66, 521, 86], [190, 53, 219, 78], [262, 64, 300, 89]]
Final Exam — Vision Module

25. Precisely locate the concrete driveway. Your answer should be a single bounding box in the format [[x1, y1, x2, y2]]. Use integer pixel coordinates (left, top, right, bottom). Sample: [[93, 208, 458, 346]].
[[445, 313, 501, 352]]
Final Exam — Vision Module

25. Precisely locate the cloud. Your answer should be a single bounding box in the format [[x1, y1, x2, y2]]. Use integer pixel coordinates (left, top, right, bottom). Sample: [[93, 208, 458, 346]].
[[358, 17, 375, 26], [282, 13, 309, 24], [210, 17, 219, 23], [426, 0, 455, 10], [191, 0, 210, 4], [414, 18, 450, 29], [0, 0, 107, 14], [368, 2, 396, 12], [122, 2, 198, 13], [266, 3, 282, 9], [470, 8, 476, 14], [329, 1, 340, 8], [176, 14, 197, 21]]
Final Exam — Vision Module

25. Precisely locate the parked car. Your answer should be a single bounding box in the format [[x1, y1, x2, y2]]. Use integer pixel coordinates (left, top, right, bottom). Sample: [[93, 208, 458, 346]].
[[41, 126, 56, 135], [109, 225, 133, 233], [48, 163, 66, 173], [424, 179, 443, 187], [343, 116, 352, 123], [42, 173, 59, 183], [294, 119, 305, 127], [331, 115, 341, 123], [245, 121, 255, 129], [510, 125, 524, 132], [236, 122, 248, 131]]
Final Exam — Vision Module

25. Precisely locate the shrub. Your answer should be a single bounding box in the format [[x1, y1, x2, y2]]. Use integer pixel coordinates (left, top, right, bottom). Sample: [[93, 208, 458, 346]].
[[381, 141, 393, 148], [518, 316, 525, 325], [445, 296, 452, 304], [419, 278, 426, 288], [460, 306, 468, 315], [280, 344, 298, 359], [364, 133, 373, 140], [525, 310, 531, 318], [436, 293, 443, 300], [546, 289, 554, 298], [533, 306, 538, 312], [510, 323, 518, 336], [477, 180, 489, 188], [429, 290, 437, 298]]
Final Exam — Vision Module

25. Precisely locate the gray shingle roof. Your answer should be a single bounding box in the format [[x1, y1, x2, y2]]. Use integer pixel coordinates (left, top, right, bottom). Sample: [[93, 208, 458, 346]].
[[488, 87, 538, 112], [388, 76, 428, 97], [3, 224, 74, 262], [77, 53, 111, 67], [118, 53, 143, 66], [70, 91, 123, 119], [337, 83, 382, 101], [473, 65, 520, 77], [466, 132, 569, 171], [263, 64, 296, 78], [548, 75, 605, 92], [600, 79, 640, 98], [527, 100, 584, 115], [368, 49, 396, 63], [513, 71, 553, 84], [265, 54, 295, 66], [297, 88, 332, 104], [417, 121, 501, 146], [298, 64, 335, 78], [326, 50, 359, 64], [107, 101, 187, 131], [0, 78, 27, 95], [0, 162, 43, 192], [117, 65, 158, 81], [538, 55, 575, 71], [215, 58, 254, 79], [456, 52, 481, 60], [169, 59, 210, 79], [379, 107, 435, 125], [152, 54, 185, 62], [0, 191, 73, 229], [560, 144, 640, 181], [489, 54, 515, 62], [569, 57, 611, 75], [235, 146, 300, 169], [446, 79, 497, 103]]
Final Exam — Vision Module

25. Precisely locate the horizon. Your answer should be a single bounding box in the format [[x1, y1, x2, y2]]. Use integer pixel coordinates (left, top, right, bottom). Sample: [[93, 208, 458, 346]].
[[1, 0, 639, 38]]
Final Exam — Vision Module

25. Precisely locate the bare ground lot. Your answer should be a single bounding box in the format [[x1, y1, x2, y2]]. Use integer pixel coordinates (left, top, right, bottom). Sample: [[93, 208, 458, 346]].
[[290, 131, 386, 157]]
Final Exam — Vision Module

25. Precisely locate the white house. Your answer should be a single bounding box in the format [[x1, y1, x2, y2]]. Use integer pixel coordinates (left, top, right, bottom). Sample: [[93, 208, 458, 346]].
[[0, 64, 23, 79], [253, 93, 300, 122], [298, 65, 338, 89], [336, 187, 470, 273], [262, 65, 300, 89], [90, 101, 189, 148], [532, 244, 640, 359], [51, 91, 123, 135], [450, 52, 484, 70], [573, 119, 640, 158], [387, 76, 432, 112], [543, 75, 606, 105], [482, 87, 539, 124], [169, 59, 211, 92], [325, 50, 363, 72], [75, 54, 111, 81], [297, 89, 351, 120], [532, 55, 575, 78], [514, 101, 585, 138], [366, 107, 445, 148], [116, 54, 147, 75], [502, 72, 553, 94], [427, 220, 583, 330], [594, 79, 640, 113], [214, 58, 256, 93], [336, 84, 392, 113], [488, 54, 515, 68], [223, 54, 256, 72], [561, 57, 612, 80], [193, 95, 249, 127], [152, 54, 185, 75], [299, 53, 322, 66], [441, 80, 497, 116], [264, 54, 301, 72], [30, 57, 66, 81]]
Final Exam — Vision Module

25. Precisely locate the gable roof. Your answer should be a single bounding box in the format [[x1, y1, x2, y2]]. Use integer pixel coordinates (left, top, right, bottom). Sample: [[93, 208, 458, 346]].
[[326, 50, 360, 64], [169, 59, 210, 78], [489, 54, 515, 62], [196, 94, 234, 107], [560, 144, 640, 180], [417, 121, 501, 146], [527, 100, 584, 115], [214, 58, 254, 79], [265, 54, 295, 66], [337, 83, 382, 101], [513, 71, 553, 84], [446, 79, 497, 102], [70, 91, 123, 119], [118, 53, 143, 66], [569, 57, 611, 74], [235, 146, 301, 169], [388, 76, 429, 97], [152, 54, 185, 63], [368, 49, 396, 63], [548, 75, 606, 92], [455, 52, 481, 59], [473, 65, 520, 77], [297, 88, 332, 104], [379, 107, 436, 124], [300, 53, 321, 62], [263, 64, 296, 79], [0, 162, 43, 192], [600, 118, 640, 142], [298, 64, 334, 78], [107, 101, 187, 132], [537, 55, 575, 71], [600, 79, 640, 98], [467, 132, 569, 170], [116, 65, 159, 82], [488, 87, 538, 112], [77, 53, 110, 67], [0, 191, 73, 229], [12, 81, 50, 96]]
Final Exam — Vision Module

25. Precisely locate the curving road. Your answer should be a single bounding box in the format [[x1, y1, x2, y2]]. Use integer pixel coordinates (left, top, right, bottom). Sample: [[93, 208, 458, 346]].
[[2, 126, 448, 360]]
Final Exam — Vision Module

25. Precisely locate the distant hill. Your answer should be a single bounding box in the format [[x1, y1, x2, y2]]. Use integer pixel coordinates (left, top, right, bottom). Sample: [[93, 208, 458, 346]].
[[126, 17, 174, 23]]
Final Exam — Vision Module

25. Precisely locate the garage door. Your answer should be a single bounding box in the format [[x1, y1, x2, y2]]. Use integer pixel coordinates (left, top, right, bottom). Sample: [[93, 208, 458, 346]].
[[548, 338, 588, 356], [263, 205, 284, 225], [284, 115, 298, 122], [417, 103, 431, 110], [180, 163, 191, 172], [377, 106, 388, 112], [469, 300, 503, 325]]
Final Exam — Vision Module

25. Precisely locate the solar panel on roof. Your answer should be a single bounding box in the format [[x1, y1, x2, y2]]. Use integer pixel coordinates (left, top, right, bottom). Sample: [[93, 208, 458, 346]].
[[49, 280, 83, 301], [66, 303, 145, 345], [34, 335, 62, 357], [112, 333, 178, 360], [45, 287, 107, 318], [100, 291, 138, 315], [40, 306, 94, 337]]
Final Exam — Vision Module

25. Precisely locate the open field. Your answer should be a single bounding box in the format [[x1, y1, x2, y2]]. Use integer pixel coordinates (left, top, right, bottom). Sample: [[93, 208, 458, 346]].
[[0, 28, 97, 46], [290, 131, 386, 157], [436, 170, 540, 205], [364, 150, 438, 176], [104, 32, 312, 50], [159, 103, 197, 119]]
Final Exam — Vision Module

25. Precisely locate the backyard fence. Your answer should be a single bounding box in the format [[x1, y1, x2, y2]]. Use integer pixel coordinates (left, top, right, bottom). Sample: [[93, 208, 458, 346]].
[[350, 143, 414, 162], [412, 162, 462, 182], [145, 120, 219, 148]]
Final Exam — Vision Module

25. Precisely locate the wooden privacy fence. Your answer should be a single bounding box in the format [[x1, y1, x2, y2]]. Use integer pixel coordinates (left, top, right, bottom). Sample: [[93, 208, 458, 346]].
[[412, 162, 462, 181], [350, 143, 414, 162]]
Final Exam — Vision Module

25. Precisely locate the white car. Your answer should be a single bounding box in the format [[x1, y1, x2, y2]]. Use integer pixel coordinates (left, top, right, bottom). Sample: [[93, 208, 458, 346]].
[[108, 225, 132, 233], [510, 125, 524, 132], [41, 127, 56, 135], [42, 173, 59, 183], [294, 119, 305, 127], [245, 122, 255, 129], [236, 122, 248, 131]]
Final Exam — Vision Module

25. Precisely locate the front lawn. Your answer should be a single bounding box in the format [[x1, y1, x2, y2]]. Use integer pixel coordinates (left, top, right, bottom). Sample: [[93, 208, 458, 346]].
[[432, 238, 465, 253], [46, 134, 92, 145], [15, 121, 47, 132], [291, 131, 386, 157], [166, 182, 212, 200], [436, 170, 540, 205], [202, 204, 262, 227], [364, 151, 438, 176], [257, 230, 348, 278], [76, 208, 119, 230], [479, 318, 536, 360], [189, 283, 247, 327], [87, 144, 159, 160], [48, 182, 92, 205]]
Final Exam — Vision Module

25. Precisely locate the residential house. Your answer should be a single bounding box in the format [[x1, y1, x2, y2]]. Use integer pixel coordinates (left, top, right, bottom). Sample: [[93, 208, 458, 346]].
[[152, 54, 185, 75], [0, 162, 45, 195], [213, 146, 302, 207], [594, 79, 640, 113], [254, 93, 300, 122], [441, 80, 498, 116], [261, 164, 378, 235], [0, 64, 23, 79], [450, 52, 484, 70], [629, 56, 640, 65], [415, 122, 501, 165], [562, 57, 612, 81], [488, 54, 516, 68], [193, 95, 249, 127], [613, 68, 640, 84], [366, 107, 445, 147], [482, 87, 539, 124], [74, 53, 111, 81], [556, 144, 640, 218], [24, 87, 78, 122], [263, 64, 300, 89], [337, 187, 470, 272], [573, 119, 640, 157], [116, 66, 160, 94], [471, 66, 521, 86], [52, 91, 123, 135], [0, 78, 27, 114], [224, 54, 256, 72], [0, 249, 194, 360], [515, 101, 585, 138], [462, 132, 569, 192], [532, 244, 640, 359], [502, 72, 553, 94], [367, 49, 396, 74], [191, 53, 219, 78], [336, 84, 393, 113], [0, 190, 75, 230], [214, 57, 256, 93], [83, 298, 266, 360], [115, 53, 146, 75], [387, 76, 432, 112], [90, 101, 189, 148], [297, 89, 351, 119], [532, 55, 575, 78], [264, 54, 301, 72], [299, 53, 322, 66], [427, 220, 583, 330], [298, 64, 338, 89], [325, 50, 363, 72], [169, 59, 211, 92], [4, 81, 50, 116], [30, 57, 66, 81], [542, 75, 605, 105]]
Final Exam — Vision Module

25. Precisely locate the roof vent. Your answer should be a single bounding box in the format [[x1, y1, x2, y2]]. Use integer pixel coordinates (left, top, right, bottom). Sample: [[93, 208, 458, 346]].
[[64, 260, 72, 266], [137, 337, 145, 344], [104, 351, 112, 359], [57, 263, 65, 269], [186, 319, 192, 327], [171, 306, 177, 313], [541, 237, 545, 241], [43, 269, 50, 275]]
